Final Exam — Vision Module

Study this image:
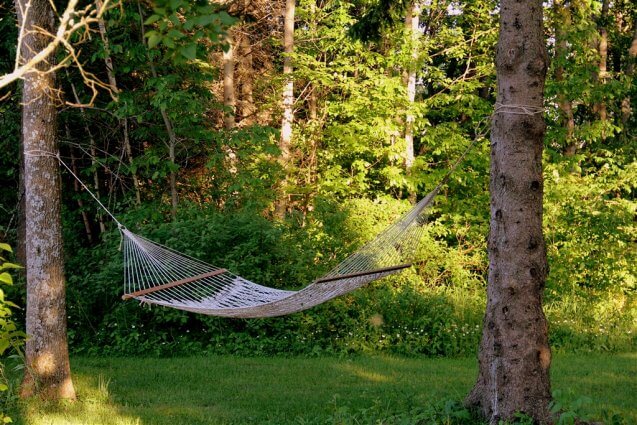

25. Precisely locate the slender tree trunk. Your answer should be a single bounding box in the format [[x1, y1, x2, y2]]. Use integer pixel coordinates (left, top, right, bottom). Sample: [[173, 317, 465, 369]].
[[596, 0, 609, 137], [67, 77, 106, 233], [160, 107, 178, 219], [275, 0, 295, 219], [238, 31, 255, 125], [222, 33, 238, 177], [95, 0, 141, 205], [465, 0, 551, 423], [70, 150, 94, 244], [15, 0, 75, 400], [137, 1, 178, 219], [307, 0, 318, 122], [554, 0, 576, 155], [223, 33, 236, 129], [65, 122, 94, 243], [404, 1, 421, 204], [621, 24, 637, 129]]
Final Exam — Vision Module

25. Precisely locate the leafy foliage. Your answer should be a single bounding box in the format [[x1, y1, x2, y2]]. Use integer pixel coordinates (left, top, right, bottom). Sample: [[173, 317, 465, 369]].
[[0, 243, 24, 424], [0, 0, 635, 359]]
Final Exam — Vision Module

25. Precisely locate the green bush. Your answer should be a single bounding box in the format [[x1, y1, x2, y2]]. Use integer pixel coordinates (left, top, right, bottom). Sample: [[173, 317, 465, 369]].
[[0, 243, 24, 423]]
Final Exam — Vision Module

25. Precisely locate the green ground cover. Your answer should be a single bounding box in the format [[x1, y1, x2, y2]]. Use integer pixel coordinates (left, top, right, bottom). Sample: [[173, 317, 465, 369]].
[[9, 353, 636, 424]]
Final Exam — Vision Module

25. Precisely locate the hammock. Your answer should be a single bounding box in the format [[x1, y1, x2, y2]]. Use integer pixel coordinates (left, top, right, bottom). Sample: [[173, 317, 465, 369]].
[[46, 138, 475, 319], [118, 189, 437, 318]]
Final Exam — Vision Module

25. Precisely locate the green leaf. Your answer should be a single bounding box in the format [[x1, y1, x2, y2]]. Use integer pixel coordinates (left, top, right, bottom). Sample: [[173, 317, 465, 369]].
[[180, 44, 197, 60], [219, 12, 236, 26], [144, 14, 161, 25], [146, 31, 161, 49], [167, 29, 184, 40], [0, 273, 12, 285], [0, 244, 11, 253], [147, 33, 162, 49], [163, 36, 175, 49], [195, 14, 217, 27]]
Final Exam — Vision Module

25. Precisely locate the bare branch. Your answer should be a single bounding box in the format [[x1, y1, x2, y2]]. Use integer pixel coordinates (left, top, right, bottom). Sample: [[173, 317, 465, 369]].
[[0, 0, 113, 100]]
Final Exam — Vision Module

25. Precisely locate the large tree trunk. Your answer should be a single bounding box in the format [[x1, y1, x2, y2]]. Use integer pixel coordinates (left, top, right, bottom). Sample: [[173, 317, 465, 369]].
[[404, 1, 421, 203], [275, 0, 295, 219], [466, 0, 551, 423], [16, 0, 76, 400]]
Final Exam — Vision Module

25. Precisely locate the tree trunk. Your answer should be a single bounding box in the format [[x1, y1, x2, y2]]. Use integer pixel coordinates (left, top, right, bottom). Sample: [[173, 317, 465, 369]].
[[95, 0, 141, 205], [66, 123, 94, 244], [67, 77, 106, 233], [465, 0, 551, 423], [238, 31, 256, 125], [137, 1, 178, 219], [223, 33, 236, 130], [621, 24, 637, 129], [553, 0, 576, 155], [275, 0, 295, 219], [15, 0, 76, 400], [404, 1, 421, 204], [596, 0, 609, 137]]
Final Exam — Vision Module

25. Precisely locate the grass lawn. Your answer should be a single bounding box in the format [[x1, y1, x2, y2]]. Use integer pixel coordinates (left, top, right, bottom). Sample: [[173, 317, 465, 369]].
[[10, 353, 637, 424]]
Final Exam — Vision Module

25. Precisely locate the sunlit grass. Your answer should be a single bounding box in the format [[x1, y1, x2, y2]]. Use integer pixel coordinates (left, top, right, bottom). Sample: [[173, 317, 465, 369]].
[[10, 353, 636, 424]]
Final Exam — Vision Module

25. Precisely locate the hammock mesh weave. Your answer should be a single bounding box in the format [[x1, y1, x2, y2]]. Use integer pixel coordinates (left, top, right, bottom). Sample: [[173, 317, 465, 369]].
[[120, 188, 439, 318]]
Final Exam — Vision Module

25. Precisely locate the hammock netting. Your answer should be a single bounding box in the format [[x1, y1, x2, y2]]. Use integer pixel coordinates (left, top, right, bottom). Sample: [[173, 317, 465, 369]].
[[120, 188, 440, 318]]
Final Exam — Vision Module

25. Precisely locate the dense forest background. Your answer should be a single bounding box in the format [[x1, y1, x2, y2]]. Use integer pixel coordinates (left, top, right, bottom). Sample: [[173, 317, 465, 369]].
[[0, 0, 635, 357]]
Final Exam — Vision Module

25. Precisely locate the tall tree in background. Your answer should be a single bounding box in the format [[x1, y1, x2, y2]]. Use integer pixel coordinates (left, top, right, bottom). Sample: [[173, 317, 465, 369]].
[[15, 0, 75, 400], [466, 0, 551, 422], [223, 32, 236, 130], [595, 0, 609, 138], [275, 0, 295, 218], [404, 1, 421, 203]]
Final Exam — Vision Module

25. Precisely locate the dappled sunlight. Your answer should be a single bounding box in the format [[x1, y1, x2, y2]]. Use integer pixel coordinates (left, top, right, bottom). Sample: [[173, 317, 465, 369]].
[[21, 372, 143, 425], [334, 363, 394, 383]]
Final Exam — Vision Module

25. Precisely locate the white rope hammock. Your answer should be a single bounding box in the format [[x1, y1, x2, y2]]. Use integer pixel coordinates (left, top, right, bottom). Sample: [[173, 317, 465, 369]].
[[118, 189, 437, 318], [28, 137, 477, 319]]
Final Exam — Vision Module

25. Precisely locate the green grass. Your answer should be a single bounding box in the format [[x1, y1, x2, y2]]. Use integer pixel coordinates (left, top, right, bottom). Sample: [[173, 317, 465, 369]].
[[9, 353, 637, 424]]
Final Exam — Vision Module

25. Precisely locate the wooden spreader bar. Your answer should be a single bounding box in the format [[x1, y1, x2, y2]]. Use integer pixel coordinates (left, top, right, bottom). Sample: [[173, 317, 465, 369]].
[[313, 263, 412, 284], [122, 269, 228, 300]]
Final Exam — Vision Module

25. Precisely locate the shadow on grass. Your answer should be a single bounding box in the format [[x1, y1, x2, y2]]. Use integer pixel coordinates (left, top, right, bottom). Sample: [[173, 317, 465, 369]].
[[9, 353, 637, 424]]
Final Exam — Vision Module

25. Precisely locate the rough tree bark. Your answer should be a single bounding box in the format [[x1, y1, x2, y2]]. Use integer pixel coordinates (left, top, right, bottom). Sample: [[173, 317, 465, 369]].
[[465, 0, 551, 423], [15, 0, 76, 400], [274, 0, 295, 219], [404, 1, 421, 204]]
